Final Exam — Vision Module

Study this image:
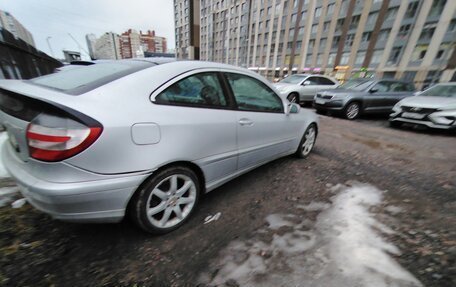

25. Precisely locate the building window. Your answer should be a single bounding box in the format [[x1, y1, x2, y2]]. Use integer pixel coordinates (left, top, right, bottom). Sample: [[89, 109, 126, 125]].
[[345, 34, 355, 46], [291, 13, 297, 23], [327, 53, 336, 65], [362, 32, 371, 42], [411, 45, 428, 61], [429, 0, 447, 17], [448, 19, 456, 32], [315, 7, 322, 18], [319, 38, 327, 49], [397, 24, 411, 39], [371, 50, 383, 64], [327, 3, 335, 15], [355, 51, 366, 65], [377, 29, 389, 42], [340, 52, 350, 65], [419, 23, 437, 41], [323, 21, 330, 32], [385, 7, 398, 20], [311, 24, 318, 33], [350, 15, 360, 30], [387, 46, 402, 65], [405, 1, 419, 18], [367, 12, 378, 25], [332, 36, 340, 49]]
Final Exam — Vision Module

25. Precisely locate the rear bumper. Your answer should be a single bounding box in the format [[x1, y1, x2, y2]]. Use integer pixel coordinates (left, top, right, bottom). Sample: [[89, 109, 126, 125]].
[[389, 117, 456, 130], [2, 143, 150, 223]]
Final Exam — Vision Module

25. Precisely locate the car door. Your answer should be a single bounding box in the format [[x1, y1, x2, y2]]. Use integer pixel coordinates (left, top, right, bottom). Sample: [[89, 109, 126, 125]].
[[298, 76, 320, 102], [152, 71, 238, 184], [364, 81, 392, 113], [223, 72, 299, 171]]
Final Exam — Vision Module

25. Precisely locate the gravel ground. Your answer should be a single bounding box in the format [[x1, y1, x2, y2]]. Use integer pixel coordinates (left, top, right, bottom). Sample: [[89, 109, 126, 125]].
[[0, 115, 454, 287]]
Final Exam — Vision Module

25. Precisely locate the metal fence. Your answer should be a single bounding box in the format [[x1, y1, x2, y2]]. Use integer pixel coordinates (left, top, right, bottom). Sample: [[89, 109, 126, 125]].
[[0, 28, 61, 80]]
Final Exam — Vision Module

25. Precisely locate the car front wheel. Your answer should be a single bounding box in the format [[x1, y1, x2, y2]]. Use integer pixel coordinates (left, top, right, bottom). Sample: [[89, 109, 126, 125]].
[[130, 166, 200, 234], [344, 102, 360, 120], [287, 92, 300, 104], [296, 123, 317, 158]]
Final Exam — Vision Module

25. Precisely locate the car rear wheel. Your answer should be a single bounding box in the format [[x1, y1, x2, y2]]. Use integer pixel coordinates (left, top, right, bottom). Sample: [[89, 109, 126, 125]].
[[344, 102, 360, 120], [389, 121, 402, 128], [287, 92, 300, 104], [130, 166, 200, 234], [296, 124, 317, 158]]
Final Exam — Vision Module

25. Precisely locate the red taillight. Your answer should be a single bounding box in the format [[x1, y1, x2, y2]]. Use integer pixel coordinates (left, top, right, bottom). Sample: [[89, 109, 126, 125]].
[[26, 115, 102, 162]]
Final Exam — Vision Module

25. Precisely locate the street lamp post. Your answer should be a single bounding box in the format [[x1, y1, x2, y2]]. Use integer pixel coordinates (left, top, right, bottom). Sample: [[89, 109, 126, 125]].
[[46, 36, 55, 58]]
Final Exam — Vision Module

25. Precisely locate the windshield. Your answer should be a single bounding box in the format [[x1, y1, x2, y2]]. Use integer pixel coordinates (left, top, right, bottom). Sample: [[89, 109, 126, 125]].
[[31, 61, 154, 95], [420, 85, 456, 98], [338, 79, 373, 91], [279, 75, 307, 84]]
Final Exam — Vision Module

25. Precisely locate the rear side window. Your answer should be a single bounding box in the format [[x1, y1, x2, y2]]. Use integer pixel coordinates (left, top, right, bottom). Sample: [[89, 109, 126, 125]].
[[31, 61, 153, 95], [225, 73, 283, 113], [372, 81, 392, 92], [318, 77, 336, 85], [155, 72, 228, 108], [390, 82, 411, 92]]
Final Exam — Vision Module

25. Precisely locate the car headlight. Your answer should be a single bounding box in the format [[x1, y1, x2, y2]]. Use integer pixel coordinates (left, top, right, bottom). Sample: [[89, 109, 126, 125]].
[[392, 103, 402, 112]]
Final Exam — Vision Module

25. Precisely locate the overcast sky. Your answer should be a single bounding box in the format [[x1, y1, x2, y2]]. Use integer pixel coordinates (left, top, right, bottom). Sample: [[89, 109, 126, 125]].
[[0, 0, 175, 60]]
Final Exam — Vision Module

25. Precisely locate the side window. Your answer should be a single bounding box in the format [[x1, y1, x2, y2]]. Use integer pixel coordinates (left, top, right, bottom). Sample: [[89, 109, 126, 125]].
[[305, 76, 320, 85], [390, 82, 408, 92], [317, 77, 336, 85], [372, 81, 391, 92], [225, 73, 283, 113], [155, 72, 227, 108]]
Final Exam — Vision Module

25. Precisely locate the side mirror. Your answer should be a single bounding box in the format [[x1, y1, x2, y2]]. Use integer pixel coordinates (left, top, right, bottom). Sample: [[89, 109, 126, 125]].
[[287, 103, 300, 114], [302, 80, 311, 86], [369, 87, 378, 93]]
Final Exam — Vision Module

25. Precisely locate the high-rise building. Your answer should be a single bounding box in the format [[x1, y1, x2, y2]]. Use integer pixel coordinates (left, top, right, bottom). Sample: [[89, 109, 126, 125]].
[[120, 29, 143, 58], [85, 34, 97, 60], [174, 0, 200, 59], [0, 10, 35, 47], [93, 32, 121, 60], [176, 0, 456, 88], [140, 30, 168, 53]]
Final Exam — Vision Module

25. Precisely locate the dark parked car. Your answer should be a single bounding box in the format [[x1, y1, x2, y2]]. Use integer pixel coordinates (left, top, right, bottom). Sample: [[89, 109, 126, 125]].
[[313, 79, 415, 119]]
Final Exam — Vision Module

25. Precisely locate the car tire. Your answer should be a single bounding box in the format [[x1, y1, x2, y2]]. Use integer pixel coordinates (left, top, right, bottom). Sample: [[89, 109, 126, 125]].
[[315, 108, 325, 115], [296, 123, 317, 158], [344, 102, 361, 120], [129, 166, 200, 234], [287, 92, 300, 104], [389, 121, 402, 128]]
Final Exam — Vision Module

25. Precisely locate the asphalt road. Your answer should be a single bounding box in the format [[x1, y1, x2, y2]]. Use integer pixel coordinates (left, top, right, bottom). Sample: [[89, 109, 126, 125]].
[[0, 114, 455, 287]]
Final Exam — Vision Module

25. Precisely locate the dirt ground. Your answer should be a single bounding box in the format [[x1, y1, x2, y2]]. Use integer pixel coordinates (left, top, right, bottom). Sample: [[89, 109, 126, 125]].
[[0, 114, 455, 287]]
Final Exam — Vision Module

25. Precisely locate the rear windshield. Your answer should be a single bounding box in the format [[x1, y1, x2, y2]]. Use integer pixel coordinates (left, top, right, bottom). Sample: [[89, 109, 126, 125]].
[[30, 61, 154, 95]]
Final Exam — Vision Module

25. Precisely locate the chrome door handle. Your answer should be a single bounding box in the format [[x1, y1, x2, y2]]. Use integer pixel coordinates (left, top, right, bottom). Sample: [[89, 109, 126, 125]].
[[239, 118, 254, 126]]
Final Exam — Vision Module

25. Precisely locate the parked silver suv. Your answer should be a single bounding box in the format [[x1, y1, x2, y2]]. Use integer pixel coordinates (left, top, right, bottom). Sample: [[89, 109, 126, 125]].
[[0, 60, 318, 233], [313, 78, 415, 119]]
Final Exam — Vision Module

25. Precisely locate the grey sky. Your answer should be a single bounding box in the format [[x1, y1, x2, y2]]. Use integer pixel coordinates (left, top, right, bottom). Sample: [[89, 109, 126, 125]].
[[0, 0, 175, 60]]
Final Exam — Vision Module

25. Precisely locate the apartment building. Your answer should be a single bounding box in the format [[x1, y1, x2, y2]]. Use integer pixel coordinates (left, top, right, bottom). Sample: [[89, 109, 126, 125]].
[[0, 10, 35, 47], [174, 0, 200, 59], [176, 0, 456, 88], [86, 32, 121, 60], [140, 30, 168, 53]]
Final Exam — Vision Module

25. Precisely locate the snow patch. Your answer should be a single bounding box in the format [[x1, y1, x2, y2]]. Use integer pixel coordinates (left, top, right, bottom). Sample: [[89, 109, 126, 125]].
[[0, 132, 9, 178], [0, 186, 19, 207], [200, 184, 422, 287], [297, 201, 330, 211]]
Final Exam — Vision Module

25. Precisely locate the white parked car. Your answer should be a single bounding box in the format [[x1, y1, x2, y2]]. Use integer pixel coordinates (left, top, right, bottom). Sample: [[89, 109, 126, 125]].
[[0, 60, 319, 234], [274, 74, 339, 105], [390, 82, 456, 131]]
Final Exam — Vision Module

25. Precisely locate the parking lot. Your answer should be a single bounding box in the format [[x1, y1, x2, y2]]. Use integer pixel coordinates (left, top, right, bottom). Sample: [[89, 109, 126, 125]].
[[0, 114, 455, 287]]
